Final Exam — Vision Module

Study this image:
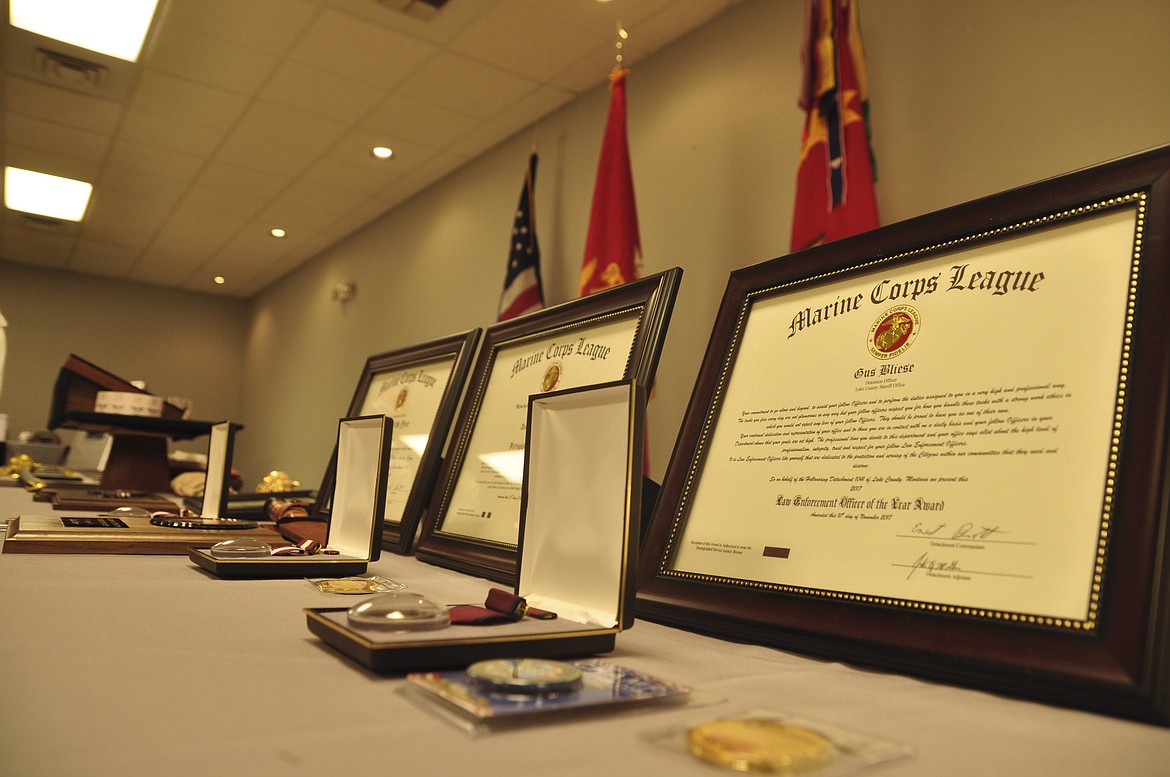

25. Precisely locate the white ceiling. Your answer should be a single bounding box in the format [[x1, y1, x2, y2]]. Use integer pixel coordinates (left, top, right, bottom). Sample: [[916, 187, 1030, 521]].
[[1, 0, 735, 298]]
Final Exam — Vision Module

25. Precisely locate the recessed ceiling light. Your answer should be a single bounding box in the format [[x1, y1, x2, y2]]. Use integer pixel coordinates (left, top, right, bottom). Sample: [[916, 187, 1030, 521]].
[[213, 276, 226, 285], [4, 166, 93, 221], [9, 0, 161, 62], [270, 228, 287, 238], [371, 146, 394, 160]]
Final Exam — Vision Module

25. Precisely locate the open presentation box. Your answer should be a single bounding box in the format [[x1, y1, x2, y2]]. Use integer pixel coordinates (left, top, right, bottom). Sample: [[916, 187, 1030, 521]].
[[188, 416, 390, 578], [306, 380, 645, 672]]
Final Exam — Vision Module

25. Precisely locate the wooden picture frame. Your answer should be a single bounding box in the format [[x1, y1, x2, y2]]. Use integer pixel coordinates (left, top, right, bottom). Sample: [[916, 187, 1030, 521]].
[[314, 329, 480, 554], [415, 268, 682, 583], [637, 146, 1170, 724]]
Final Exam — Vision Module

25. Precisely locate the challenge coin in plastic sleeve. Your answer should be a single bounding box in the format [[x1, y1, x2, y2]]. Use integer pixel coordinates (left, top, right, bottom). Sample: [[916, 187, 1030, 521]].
[[686, 718, 832, 773], [467, 658, 584, 695]]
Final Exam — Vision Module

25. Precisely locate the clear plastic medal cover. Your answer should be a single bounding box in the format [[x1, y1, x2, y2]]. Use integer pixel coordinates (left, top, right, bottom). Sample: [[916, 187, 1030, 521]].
[[100, 506, 151, 519], [347, 591, 451, 631], [209, 537, 272, 558]]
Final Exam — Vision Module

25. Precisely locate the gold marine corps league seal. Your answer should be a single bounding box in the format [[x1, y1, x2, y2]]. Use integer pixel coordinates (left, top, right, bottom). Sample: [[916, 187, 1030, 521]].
[[541, 361, 562, 392], [868, 305, 920, 360]]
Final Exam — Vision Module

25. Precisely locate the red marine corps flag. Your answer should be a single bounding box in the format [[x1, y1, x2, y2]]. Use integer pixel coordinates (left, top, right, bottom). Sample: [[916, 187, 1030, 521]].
[[579, 65, 654, 474], [790, 0, 879, 252], [578, 67, 642, 296]]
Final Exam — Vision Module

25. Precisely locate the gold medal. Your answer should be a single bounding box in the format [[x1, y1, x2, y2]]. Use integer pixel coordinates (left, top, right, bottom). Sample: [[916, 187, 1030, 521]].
[[317, 579, 377, 593], [312, 576, 404, 594], [686, 719, 832, 773]]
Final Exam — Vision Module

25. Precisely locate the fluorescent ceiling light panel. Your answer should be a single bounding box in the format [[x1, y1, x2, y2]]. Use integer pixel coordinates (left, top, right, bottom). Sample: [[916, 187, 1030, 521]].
[[10, 0, 161, 62], [5, 167, 94, 222]]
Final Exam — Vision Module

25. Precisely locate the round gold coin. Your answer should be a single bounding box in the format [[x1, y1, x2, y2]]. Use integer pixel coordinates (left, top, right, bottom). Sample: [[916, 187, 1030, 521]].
[[686, 719, 832, 773]]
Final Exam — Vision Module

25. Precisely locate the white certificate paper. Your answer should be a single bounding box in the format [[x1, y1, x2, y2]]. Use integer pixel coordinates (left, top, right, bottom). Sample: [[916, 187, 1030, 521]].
[[670, 207, 1138, 625], [438, 313, 640, 546], [357, 355, 456, 526]]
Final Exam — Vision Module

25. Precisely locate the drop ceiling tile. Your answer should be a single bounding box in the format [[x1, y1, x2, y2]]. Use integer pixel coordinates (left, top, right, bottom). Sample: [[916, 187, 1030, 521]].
[[95, 166, 187, 204], [214, 226, 313, 268], [104, 139, 204, 185], [396, 50, 539, 118], [622, 0, 733, 57], [360, 91, 478, 148], [193, 162, 291, 200], [546, 43, 623, 94], [176, 275, 244, 295], [5, 115, 112, 168], [323, 0, 491, 44], [2, 143, 103, 183], [78, 218, 158, 250], [179, 185, 267, 221], [261, 60, 387, 123], [69, 239, 142, 277], [519, 0, 677, 29], [214, 101, 350, 175], [128, 257, 203, 286], [81, 192, 172, 249], [161, 0, 320, 57], [4, 75, 122, 136], [147, 26, 280, 95], [447, 85, 574, 159], [448, 1, 597, 79], [118, 109, 225, 159], [260, 177, 369, 222], [1, 0, 735, 297], [182, 231, 315, 293], [2, 224, 76, 268], [289, 8, 437, 89], [130, 71, 249, 131], [148, 207, 250, 261], [376, 150, 471, 204], [296, 157, 398, 203], [320, 130, 434, 179]]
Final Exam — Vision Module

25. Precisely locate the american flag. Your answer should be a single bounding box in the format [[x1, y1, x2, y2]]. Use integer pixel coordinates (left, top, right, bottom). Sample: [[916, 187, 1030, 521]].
[[498, 153, 544, 321]]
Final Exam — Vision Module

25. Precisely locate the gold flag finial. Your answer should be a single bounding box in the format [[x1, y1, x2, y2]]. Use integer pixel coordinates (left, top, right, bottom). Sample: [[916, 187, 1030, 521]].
[[615, 21, 628, 67]]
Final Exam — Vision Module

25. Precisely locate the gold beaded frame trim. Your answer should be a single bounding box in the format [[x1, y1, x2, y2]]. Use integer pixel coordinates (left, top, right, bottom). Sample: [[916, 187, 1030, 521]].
[[415, 267, 680, 585], [432, 305, 643, 550], [659, 193, 1146, 632]]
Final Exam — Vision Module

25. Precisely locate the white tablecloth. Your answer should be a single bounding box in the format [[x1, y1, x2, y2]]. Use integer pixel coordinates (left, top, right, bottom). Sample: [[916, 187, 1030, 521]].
[[2, 486, 1168, 777]]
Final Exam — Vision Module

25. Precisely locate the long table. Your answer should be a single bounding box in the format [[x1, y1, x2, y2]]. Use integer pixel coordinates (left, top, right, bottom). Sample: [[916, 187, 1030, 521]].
[[1, 485, 1168, 776]]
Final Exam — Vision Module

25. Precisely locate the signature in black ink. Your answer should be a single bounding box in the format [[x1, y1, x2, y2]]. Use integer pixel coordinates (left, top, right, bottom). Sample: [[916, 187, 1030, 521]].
[[952, 522, 1002, 541], [906, 552, 962, 579]]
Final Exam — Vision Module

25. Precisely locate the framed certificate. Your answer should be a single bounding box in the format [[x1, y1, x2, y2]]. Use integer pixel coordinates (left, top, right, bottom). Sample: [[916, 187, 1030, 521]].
[[315, 330, 480, 554], [415, 268, 682, 582], [638, 146, 1170, 724]]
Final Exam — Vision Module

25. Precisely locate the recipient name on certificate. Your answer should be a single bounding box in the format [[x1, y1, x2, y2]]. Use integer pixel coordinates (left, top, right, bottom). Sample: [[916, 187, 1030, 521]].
[[670, 207, 1139, 627]]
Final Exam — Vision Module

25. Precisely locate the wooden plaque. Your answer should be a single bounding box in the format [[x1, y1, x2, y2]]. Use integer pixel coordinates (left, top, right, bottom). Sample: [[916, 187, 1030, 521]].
[[2, 514, 282, 555]]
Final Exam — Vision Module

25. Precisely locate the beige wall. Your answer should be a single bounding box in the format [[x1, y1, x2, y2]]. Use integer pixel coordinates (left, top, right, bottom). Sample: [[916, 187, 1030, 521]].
[[2, 0, 1167, 492], [0, 260, 247, 453], [237, 0, 1170, 488]]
